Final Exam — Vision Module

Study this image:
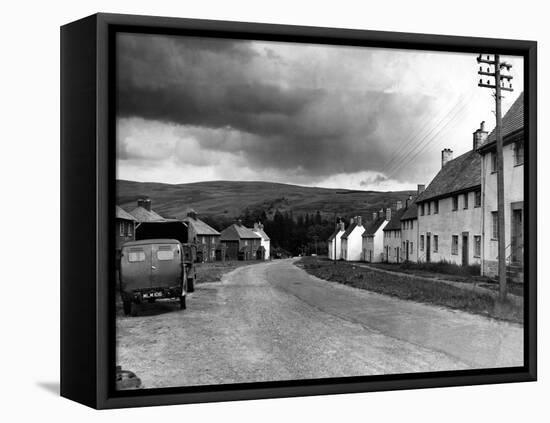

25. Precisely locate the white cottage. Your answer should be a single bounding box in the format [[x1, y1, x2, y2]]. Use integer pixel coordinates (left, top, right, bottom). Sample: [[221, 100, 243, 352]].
[[415, 138, 483, 266], [362, 209, 390, 262], [327, 220, 345, 260], [340, 216, 365, 261], [382, 202, 407, 263], [252, 222, 271, 260], [478, 93, 524, 282]]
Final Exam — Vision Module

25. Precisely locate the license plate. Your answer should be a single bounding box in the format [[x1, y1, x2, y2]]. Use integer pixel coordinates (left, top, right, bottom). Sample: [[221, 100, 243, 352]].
[[143, 291, 163, 299]]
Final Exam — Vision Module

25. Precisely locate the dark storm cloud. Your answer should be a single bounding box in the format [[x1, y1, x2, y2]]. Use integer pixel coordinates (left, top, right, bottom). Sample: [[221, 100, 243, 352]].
[[117, 33, 436, 179]]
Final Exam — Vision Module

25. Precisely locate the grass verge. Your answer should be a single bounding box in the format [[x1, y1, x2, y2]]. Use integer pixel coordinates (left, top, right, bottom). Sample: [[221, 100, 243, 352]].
[[297, 257, 523, 324]]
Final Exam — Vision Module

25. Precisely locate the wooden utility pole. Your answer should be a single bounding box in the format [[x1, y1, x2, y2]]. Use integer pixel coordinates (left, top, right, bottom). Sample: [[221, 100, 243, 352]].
[[477, 54, 513, 301]]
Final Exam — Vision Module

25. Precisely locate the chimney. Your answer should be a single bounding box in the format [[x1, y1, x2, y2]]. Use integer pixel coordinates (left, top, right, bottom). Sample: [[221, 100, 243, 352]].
[[137, 198, 151, 211], [396, 200, 403, 210], [357, 216, 362, 226], [236, 219, 243, 226], [385, 208, 392, 221], [186, 208, 197, 219], [379, 208, 384, 219], [405, 195, 413, 208], [441, 148, 453, 168], [473, 121, 488, 150], [372, 212, 377, 221], [339, 221, 345, 231], [417, 184, 425, 194], [350, 217, 355, 225], [254, 222, 260, 230]]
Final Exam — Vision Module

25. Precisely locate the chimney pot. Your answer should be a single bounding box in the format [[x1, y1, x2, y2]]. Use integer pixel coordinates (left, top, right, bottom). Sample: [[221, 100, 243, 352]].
[[441, 148, 454, 168], [137, 198, 152, 211], [473, 121, 488, 150]]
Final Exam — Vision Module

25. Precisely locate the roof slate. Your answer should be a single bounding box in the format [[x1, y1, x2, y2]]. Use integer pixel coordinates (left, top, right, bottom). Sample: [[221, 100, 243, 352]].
[[401, 199, 418, 221], [415, 150, 481, 203], [220, 224, 262, 241], [485, 92, 524, 145], [383, 208, 407, 231], [363, 217, 387, 237], [182, 216, 220, 236], [116, 205, 137, 221], [129, 206, 166, 222]]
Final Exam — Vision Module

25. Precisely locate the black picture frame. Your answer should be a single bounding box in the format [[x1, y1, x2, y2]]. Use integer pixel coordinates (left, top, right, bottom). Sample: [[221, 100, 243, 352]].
[[60, 12, 537, 409]]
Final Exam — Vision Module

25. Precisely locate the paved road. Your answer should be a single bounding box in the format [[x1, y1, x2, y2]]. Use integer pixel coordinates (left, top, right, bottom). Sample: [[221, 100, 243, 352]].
[[116, 259, 523, 389]]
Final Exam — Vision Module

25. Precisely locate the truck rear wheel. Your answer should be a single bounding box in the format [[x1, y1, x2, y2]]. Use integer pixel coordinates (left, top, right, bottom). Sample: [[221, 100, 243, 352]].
[[123, 300, 132, 316], [180, 295, 186, 310], [187, 278, 195, 293]]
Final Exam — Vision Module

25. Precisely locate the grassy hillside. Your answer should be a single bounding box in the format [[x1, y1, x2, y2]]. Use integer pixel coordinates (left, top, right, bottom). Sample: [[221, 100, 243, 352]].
[[117, 179, 415, 221]]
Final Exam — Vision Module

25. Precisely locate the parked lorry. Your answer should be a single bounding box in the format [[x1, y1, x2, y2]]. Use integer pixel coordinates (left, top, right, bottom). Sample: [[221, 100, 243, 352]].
[[119, 239, 188, 316]]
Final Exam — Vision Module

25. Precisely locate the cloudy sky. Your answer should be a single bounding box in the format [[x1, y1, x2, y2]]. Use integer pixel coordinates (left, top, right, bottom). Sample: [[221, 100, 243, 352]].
[[116, 32, 523, 191]]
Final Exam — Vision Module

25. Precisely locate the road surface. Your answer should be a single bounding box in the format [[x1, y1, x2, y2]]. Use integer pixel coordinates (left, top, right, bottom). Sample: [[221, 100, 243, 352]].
[[116, 259, 523, 389]]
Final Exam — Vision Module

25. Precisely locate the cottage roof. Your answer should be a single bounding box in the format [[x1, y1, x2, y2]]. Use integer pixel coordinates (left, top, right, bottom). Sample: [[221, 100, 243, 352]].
[[328, 226, 344, 241], [220, 224, 262, 241], [484, 92, 524, 146], [129, 206, 166, 223], [182, 216, 220, 236], [253, 227, 270, 241], [340, 221, 364, 240], [383, 208, 407, 231], [362, 217, 387, 237], [401, 199, 418, 221], [415, 150, 481, 203], [116, 205, 137, 221]]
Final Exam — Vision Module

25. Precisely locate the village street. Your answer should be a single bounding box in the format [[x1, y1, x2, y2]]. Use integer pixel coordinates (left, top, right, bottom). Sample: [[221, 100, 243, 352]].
[[116, 259, 524, 389]]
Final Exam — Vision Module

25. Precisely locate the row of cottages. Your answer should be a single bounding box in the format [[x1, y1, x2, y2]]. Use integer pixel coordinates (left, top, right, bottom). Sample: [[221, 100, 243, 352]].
[[409, 92, 524, 280]]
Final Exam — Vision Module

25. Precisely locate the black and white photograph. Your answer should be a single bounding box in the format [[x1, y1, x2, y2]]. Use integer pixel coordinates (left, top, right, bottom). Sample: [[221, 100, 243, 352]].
[[114, 30, 527, 391]]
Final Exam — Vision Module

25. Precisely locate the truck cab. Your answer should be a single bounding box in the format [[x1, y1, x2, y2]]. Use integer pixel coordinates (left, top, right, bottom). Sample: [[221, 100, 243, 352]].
[[119, 239, 187, 316]]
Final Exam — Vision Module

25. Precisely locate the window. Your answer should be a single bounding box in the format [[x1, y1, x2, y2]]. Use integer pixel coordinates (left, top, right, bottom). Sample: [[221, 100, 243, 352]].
[[410, 220, 413, 230], [474, 235, 481, 257], [463, 193, 469, 209], [491, 151, 498, 172], [127, 223, 133, 237], [128, 249, 146, 262], [420, 235, 425, 251], [157, 246, 175, 261], [492, 211, 499, 239], [434, 200, 439, 214], [433, 235, 439, 252], [427, 202, 431, 215], [420, 203, 425, 216], [514, 141, 524, 165], [119, 222, 124, 236], [452, 196, 458, 211], [410, 242, 414, 254], [475, 190, 481, 207], [451, 235, 459, 255]]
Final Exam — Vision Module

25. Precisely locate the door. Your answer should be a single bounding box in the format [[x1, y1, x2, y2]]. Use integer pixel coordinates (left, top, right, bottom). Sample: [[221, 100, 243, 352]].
[[462, 233, 469, 266], [397, 247, 400, 263], [121, 244, 151, 291], [511, 207, 524, 263], [151, 243, 182, 288], [426, 235, 431, 262]]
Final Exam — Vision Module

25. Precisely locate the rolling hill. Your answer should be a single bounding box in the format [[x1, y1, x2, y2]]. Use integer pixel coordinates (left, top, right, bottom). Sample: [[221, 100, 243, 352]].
[[117, 179, 416, 222]]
